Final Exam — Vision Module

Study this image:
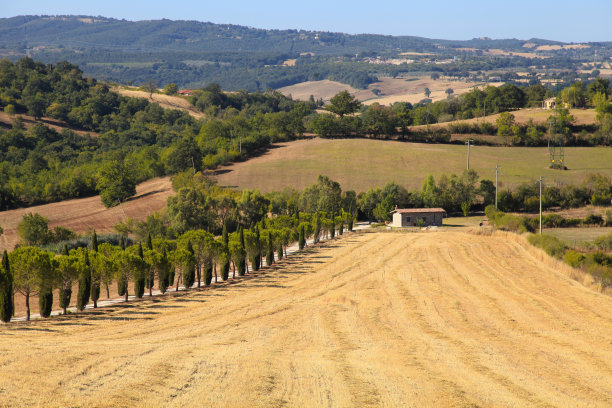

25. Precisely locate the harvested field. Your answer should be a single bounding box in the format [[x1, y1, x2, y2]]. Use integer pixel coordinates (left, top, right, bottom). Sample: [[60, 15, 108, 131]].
[[278, 77, 498, 105], [0, 177, 173, 252], [1, 231, 611, 407], [112, 87, 205, 119], [543, 227, 612, 244], [214, 138, 612, 193]]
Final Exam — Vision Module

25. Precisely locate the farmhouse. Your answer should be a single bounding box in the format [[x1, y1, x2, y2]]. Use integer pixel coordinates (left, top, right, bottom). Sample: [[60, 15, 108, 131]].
[[178, 89, 193, 96], [543, 97, 556, 109], [391, 208, 446, 227]]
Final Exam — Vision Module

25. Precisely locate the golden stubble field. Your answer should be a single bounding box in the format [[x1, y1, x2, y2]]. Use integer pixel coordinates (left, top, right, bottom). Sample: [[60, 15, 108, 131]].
[[1, 231, 610, 407], [0, 177, 173, 253]]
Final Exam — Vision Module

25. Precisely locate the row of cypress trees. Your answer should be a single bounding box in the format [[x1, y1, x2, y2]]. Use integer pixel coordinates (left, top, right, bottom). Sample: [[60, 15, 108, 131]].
[[0, 211, 354, 322]]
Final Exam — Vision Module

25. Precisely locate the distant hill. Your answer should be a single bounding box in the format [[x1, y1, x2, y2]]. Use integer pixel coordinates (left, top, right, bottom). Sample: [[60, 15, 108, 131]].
[[0, 15, 608, 91]]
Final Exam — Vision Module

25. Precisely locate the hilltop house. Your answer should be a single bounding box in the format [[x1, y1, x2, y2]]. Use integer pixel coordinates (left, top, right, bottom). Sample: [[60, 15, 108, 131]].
[[543, 97, 556, 109], [391, 208, 446, 227], [178, 89, 193, 96]]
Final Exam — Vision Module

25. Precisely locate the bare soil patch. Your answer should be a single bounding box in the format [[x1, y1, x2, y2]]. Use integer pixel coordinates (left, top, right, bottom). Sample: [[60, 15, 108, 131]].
[[1, 231, 610, 407], [0, 177, 174, 253]]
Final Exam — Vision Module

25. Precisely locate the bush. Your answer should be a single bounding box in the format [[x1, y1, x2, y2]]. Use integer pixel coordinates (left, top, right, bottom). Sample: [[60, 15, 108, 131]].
[[583, 214, 604, 226], [38, 286, 53, 318], [528, 234, 567, 258], [564, 250, 585, 267], [594, 233, 612, 250]]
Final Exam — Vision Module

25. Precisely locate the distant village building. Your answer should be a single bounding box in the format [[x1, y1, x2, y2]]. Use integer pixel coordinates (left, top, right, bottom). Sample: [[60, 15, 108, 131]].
[[543, 97, 556, 109], [178, 89, 193, 96], [391, 208, 446, 227]]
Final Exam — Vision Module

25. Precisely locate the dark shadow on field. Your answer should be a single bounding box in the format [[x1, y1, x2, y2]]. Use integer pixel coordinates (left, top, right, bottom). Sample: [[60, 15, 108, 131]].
[[83, 316, 154, 321], [116, 310, 160, 315]]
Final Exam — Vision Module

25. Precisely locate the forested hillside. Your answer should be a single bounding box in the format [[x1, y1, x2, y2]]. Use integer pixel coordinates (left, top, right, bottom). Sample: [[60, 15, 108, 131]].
[[0, 58, 314, 209]]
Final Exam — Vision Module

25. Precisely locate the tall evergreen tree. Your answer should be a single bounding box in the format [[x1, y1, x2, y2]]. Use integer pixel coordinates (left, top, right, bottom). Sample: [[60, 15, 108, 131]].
[[183, 242, 196, 288], [330, 213, 336, 239], [298, 225, 305, 250], [254, 226, 261, 271], [204, 264, 213, 285], [91, 230, 99, 252], [238, 228, 246, 276], [266, 232, 274, 267], [0, 251, 13, 322], [134, 243, 146, 298], [120, 236, 126, 250], [77, 250, 91, 312], [277, 241, 284, 261], [146, 233, 153, 250], [221, 223, 230, 280], [313, 213, 321, 244], [38, 284, 53, 318]]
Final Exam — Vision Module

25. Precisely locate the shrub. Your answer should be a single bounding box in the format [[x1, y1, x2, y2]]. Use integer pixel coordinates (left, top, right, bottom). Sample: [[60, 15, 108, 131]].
[[528, 234, 567, 258], [594, 233, 612, 251], [38, 286, 53, 318], [583, 214, 604, 226], [542, 214, 565, 228], [564, 250, 585, 267]]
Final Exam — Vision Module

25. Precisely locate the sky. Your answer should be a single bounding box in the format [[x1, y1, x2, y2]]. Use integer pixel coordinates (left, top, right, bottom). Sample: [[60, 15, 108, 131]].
[[2, 0, 611, 43]]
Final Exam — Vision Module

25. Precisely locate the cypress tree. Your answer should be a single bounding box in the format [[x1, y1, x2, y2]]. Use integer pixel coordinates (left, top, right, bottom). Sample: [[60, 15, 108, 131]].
[[38, 285, 53, 318], [60, 243, 71, 312], [266, 232, 274, 266], [254, 226, 261, 271], [338, 215, 344, 236], [146, 233, 153, 250], [277, 241, 283, 261], [91, 275, 100, 308], [348, 214, 354, 231], [298, 225, 305, 250], [77, 250, 91, 312], [134, 243, 145, 298], [120, 236, 126, 250], [221, 223, 230, 280], [117, 274, 127, 296], [330, 213, 336, 239], [166, 248, 175, 287], [238, 228, 246, 276], [0, 251, 13, 323], [204, 264, 213, 285], [159, 248, 169, 293], [91, 230, 99, 252], [313, 213, 320, 244], [184, 242, 195, 288]]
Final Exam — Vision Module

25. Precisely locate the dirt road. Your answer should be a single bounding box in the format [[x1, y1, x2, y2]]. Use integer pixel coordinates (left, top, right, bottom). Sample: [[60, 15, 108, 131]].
[[1, 231, 611, 407]]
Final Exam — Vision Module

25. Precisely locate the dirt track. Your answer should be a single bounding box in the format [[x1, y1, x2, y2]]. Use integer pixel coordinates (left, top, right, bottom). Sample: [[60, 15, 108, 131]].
[[1, 231, 611, 407]]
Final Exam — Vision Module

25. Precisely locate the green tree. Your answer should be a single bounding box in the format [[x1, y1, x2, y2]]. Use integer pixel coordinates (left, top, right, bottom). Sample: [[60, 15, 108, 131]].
[[221, 223, 230, 280], [75, 248, 91, 312], [97, 160, 137, 208], [0, 251, 14, 322], [17, 213, 51, 246], [10, 247, 53, 321], [183, 243, 196, 288], [56, 252, 79, 315], [325, 90, 361, 118], [496, 111, 516, 143], [163, 83, 178, 95], [298, 225, 305, 250]]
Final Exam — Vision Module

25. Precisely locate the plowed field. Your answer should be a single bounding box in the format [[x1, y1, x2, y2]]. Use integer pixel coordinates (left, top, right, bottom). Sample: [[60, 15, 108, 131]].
[[1, 231, 611, 407]]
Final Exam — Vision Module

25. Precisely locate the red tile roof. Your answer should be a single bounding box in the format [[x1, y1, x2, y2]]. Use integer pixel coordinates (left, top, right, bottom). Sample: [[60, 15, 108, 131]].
[[392, 208, 446, 214]]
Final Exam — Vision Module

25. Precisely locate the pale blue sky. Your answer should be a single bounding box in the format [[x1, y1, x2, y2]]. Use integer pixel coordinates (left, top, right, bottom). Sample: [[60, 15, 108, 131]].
[[2, 0, 611, 43]]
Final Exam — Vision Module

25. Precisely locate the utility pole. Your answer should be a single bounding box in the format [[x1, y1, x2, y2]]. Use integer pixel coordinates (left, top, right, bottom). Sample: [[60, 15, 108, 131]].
[[466, 139, 474, 170], [495, 164, 501, 209], [539, 176, 544, 235]]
